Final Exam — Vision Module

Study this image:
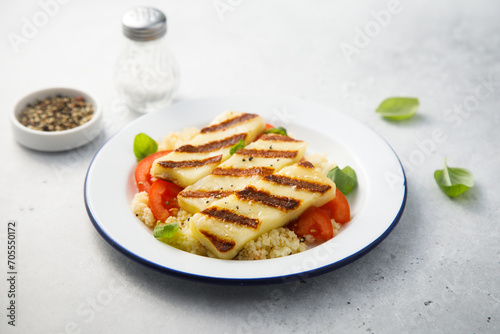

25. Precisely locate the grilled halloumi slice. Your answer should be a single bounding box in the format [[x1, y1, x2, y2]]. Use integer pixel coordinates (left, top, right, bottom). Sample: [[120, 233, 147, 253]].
[[190, 161, 336, 259], [150, 112, 265, 187], [178, 134, 308, 213]]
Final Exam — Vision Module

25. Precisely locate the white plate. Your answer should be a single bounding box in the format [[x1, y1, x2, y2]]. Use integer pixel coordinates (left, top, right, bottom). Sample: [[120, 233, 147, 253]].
[[84, 96, 406, 285]]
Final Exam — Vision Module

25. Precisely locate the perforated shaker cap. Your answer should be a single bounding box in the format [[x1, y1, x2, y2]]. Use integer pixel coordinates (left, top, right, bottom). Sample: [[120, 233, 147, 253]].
[[121, 7, 166, 41]]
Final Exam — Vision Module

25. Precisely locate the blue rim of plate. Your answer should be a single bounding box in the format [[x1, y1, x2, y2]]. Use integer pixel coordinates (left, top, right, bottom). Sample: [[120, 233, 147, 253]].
[[84, 97, 407, 286]]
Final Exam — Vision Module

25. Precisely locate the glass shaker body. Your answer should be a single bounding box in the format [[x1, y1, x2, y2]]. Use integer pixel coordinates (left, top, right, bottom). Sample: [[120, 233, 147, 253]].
[[115, 37, 179, 112], [114, 7, 179, 113]]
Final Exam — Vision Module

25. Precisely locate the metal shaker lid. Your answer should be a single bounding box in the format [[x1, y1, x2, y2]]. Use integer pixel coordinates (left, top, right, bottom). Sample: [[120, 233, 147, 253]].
[[121, 7, 166, 41]]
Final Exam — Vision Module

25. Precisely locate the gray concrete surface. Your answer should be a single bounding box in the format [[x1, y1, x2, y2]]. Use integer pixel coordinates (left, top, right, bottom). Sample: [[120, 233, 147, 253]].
[[1, 0, 499, 333]]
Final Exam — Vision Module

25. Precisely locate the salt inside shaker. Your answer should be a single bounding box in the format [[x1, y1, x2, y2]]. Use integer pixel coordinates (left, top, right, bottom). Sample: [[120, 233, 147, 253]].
[[114, 7, 179, 113]]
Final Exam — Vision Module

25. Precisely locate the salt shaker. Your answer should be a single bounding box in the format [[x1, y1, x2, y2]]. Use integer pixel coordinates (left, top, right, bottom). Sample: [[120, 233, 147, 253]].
[[114, 7, 179, 113]]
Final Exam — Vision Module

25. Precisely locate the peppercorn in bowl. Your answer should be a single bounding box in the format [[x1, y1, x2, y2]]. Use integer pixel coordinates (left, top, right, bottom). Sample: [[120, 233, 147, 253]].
[[11, 87, 102, 152]]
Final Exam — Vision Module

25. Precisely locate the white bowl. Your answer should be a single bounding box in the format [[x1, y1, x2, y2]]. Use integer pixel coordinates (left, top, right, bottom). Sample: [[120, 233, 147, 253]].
[[11, 87, 103, 152]]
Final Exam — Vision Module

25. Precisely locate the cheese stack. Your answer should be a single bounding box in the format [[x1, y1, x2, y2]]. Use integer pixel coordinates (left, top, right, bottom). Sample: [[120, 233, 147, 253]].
[[178, 134, 308, 213], [150, 112, 265, 187], [189, 161, 336, 259]]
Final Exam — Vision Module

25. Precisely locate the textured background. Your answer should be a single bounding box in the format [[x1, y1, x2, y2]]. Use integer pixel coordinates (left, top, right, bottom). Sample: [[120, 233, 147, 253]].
[[1, 0, 499, 333]]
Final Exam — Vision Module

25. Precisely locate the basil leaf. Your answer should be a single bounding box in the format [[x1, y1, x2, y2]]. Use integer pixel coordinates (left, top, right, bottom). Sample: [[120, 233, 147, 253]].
[[230, 140, 246, 155], [153, 223, 179, 239], [341, 166, 357, 181], [376, 97, 419, 120], [327, 166, 357, 195], [134, 133, 158, 161], [264, 126, 288, 136], [434, 159, 474, 197]]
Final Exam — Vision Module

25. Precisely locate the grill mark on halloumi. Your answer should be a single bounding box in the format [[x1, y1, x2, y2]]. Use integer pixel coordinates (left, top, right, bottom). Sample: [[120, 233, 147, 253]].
[[175, 133, 247, 153], [150, 112, 265, 188], [259, 134, 300, 142], [235, 149, 298, 159], [201, 113, 259, 133], [190, 162, 336, 259], [263, 175, 332, 194], [157, 155, 222, 168], [179, 190, 232, 199], [201, 208, 260, 229], [236, 186, 301, 212], [199, 230, 236, 253], [211, 166, 275, 177], [298, 160, 315, 168], [176, 131, 308, 214]]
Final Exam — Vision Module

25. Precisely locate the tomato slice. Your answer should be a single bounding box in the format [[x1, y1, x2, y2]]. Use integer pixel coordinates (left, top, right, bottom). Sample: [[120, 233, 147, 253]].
[[148, 179, 183, 222], [265, 123, 274, 129], [134, 150, 172, 192], [288, 206, 334, 242], [320, 188, 351, 225]]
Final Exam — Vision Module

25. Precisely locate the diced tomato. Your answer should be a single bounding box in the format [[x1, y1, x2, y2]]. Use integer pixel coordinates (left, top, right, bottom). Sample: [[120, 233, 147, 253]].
[[288, 206, 334, 242], [320, 188, 351, 225], [134, 150, 172, 192], [148, 179, 183, 222]]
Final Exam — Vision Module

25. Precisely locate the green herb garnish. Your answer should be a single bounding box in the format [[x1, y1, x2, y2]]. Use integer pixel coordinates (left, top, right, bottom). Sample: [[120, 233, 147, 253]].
[[134, 133, 158, 161], [376, 97, 419, 120], [327, 166, 357, 195], [264, 126, 288, 136], [230, 140, 246, 155], [434, 159, 474, 197], [153, 223, 179, 239]]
